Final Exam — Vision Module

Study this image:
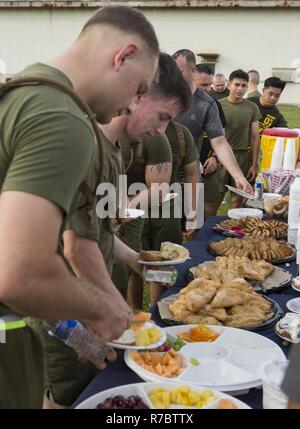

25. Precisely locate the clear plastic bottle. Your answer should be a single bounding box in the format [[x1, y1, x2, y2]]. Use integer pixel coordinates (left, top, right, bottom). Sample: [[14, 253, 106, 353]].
[[44, 320, 113, 368], [254, 173, 264, 200]]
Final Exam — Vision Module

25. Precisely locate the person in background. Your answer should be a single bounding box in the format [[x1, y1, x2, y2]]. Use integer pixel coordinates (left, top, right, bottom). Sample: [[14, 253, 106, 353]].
[[193, 64, 228, 218], [209, 73, 229, 100], [105, 53, 192, 311], [248, 76, 288, 136], [247, 69, 262, 98], [209, 69, 261, 212], [173, 49, 253, 221], [281, 343, 300, 409]]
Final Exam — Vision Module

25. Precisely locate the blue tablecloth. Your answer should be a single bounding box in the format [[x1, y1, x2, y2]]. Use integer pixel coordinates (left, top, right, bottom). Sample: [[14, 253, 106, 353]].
[[73, 216, 299, 409]]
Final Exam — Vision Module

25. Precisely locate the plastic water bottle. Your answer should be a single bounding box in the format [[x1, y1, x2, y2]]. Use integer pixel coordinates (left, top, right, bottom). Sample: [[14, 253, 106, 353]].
[[254, 173, 264, 200], [44, 320, 113, 368]]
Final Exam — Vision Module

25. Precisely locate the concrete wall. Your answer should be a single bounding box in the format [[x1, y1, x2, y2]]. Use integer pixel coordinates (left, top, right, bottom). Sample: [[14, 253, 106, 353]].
[[0, 7, 300, 103]]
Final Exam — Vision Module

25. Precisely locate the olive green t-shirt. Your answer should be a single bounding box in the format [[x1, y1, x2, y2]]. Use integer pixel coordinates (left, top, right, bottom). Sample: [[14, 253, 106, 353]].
[[67, 134, 124, 275], [0, 63, 97, 316], [166, 121, 198, 184], [219, 98, 261, 151], [121, 134, 173, 187]]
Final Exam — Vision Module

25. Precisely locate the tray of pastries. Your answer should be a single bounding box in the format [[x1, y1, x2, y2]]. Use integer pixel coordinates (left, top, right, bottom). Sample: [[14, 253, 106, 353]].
[[186, 256, 292, 294], [208, 236, 295, 264], [157, 277, 283, 331], [214, 217, 287, 239]]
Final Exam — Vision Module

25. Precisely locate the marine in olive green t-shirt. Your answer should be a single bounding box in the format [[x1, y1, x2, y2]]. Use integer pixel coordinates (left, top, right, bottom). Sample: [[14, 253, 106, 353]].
[[142, 121, 198, 250], [219, 97, 261, 151], [0, 63, 97, 408]]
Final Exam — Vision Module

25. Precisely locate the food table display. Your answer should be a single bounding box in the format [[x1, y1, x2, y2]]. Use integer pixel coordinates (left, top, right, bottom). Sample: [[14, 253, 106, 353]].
[[73, 216, 300, 409]]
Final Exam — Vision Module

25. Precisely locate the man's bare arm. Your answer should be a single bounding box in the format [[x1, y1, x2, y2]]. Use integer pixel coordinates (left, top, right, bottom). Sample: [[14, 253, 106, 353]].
[[183, 161, 200, 234], [0, 191, 131, 340], [128, 162, 172, 209], [114, 235, 142, 276]]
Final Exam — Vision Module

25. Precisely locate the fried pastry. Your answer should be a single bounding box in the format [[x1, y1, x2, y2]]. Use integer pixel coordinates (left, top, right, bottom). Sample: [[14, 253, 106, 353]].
[[202, 304, 228, 322], [185, 286, 217, 312], [180, 278, 222, 295], [211, 288, 251, 308], [182, 313, 222, 326], [225, 310, 267, 328]]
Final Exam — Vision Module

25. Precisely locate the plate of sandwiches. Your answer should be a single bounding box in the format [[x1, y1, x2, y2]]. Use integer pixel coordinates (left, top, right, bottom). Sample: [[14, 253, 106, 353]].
[[186, 256, 292, 294], [213, 217, 287, 240], [157, 276, 283, 331], [208, 236, 295, 264], [139, 242, 190, 266]]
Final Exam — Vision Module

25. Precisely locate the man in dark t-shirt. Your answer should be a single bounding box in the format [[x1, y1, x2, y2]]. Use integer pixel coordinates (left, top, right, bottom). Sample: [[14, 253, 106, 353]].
[[193, 64, 228, 216], [209, 73, 229, 100], [248, 76, 288, 136]]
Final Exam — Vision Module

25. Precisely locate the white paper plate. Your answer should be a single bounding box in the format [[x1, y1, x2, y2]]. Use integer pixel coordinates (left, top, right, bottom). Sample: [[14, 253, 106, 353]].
[[138, 257, 189, 266], [291, 276, 300, 293], [125, 324, 286, 392], [75, 382, 251, 409], [286, 298, 300, 314], [227, 208, 264, 219], [163, 193, 178, 203], [226, 185, 256, 200], [108, 322, 166, 350], [124, 208, 145, 219]]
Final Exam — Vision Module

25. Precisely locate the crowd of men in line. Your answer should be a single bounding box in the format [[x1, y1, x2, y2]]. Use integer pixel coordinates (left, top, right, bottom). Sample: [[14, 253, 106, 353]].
[[0, 4, 299, 410]]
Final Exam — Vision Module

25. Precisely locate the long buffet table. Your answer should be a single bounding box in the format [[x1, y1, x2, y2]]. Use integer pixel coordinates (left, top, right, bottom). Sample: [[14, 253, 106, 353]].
[[73, 216, 299, 409]]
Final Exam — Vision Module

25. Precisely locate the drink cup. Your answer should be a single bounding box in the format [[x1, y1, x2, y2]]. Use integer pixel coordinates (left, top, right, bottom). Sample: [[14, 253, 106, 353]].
[[283, 138, 296, 169], [270, 137, 284, 170]]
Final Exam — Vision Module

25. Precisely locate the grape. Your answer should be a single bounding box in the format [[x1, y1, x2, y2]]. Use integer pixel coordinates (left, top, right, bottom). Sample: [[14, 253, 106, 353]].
[[136, 401, 149, 409], [96, 394, 149, 409]]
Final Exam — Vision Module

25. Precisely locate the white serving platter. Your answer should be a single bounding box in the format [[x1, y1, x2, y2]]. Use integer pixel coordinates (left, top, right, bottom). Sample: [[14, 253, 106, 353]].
[[125, 324, 286, 393], [75, 382, 251, 409]]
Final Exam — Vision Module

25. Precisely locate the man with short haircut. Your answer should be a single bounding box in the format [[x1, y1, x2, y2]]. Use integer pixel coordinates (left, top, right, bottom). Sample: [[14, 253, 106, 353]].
[[248, 76, 287, 135], [43, 55, 191, 406], [108, 54, 192, 311], [0, 5, 159, 408], [247, 69, 262, 98], [172, 49, 252, 200], [209, 73, 229, 100], [212, 69, 261, 211]]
